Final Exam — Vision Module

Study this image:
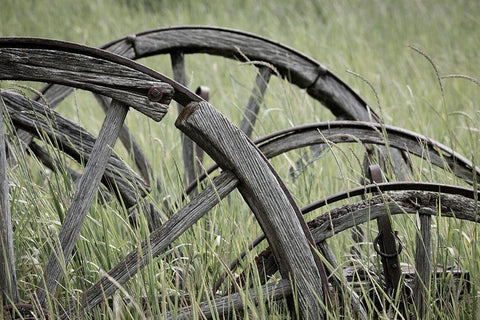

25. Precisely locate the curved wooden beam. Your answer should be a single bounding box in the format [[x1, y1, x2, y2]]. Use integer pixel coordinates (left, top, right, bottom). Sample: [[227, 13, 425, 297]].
[[0, 38, 176, 121], [186, 120, 478, 196], [176, 101, 327, 319]]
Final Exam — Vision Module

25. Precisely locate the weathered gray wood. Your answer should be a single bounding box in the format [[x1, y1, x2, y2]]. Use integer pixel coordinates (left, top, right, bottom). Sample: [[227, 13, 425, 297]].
[[188, 120, 478, 199], [94, 94, 159, 189], [74, 171, 239, 316], [133, 27, 328, 95], [38, 100, 129, 304], [171, 51, 198, 186], [169, 279, 291, 320], [239, 66, 272, 137], [127, 27, 404, 172], [256, 121, 477, 183], [0, 100, 20, 304], [414, 213, 432, 318], [0, 47, 172, 121], [20, 38, 138, 153], [190, 121, 478, 292], [246, 188, 479, 291], [309, 191, 480, 243], [176, 101, 326, 319], [1, 92, 148, 207]]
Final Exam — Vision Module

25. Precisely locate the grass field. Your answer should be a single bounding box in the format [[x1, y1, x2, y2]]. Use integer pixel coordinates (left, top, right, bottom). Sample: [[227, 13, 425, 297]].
[[1, 0, 480, 319]]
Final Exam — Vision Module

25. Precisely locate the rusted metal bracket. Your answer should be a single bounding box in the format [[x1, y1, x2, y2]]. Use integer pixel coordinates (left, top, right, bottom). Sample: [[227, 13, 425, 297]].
[[368, 165, 403, 293]]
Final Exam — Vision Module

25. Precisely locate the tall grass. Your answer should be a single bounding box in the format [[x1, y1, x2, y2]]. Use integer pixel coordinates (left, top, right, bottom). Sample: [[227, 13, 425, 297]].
[[1, 0, 480, 319]]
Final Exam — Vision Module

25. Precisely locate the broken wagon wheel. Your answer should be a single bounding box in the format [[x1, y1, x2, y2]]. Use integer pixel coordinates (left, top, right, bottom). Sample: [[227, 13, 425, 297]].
[[32, 26, 406, 191], [1, 38, 334, 319]]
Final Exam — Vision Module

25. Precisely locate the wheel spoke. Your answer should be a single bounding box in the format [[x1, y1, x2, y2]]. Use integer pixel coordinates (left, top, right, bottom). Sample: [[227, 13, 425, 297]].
[[0, 100, 20, 304], [38, 100, 129, 305], [77, 171, 239, 315], [239, 66, 272, 137], [171, 51, 200, 186], [414, 213, 432, 318]]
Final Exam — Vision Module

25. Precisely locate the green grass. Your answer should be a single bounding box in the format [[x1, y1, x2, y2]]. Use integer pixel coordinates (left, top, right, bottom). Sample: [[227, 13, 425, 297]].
[[1, 0, 480, 319]]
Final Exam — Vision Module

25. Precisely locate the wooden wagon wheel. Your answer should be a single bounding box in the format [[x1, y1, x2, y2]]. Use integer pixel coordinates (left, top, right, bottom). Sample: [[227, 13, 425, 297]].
[[0, 38, 334, 319], [32, 26, 407, 191], [207, 122, 479, 318]]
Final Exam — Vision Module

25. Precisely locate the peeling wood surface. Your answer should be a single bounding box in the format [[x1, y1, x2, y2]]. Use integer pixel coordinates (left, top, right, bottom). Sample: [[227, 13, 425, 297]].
[[309, 191, 480, 242]]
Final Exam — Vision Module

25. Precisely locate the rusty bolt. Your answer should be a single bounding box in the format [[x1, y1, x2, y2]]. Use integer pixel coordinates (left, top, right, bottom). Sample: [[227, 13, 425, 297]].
[[148, 87, 163, 102]]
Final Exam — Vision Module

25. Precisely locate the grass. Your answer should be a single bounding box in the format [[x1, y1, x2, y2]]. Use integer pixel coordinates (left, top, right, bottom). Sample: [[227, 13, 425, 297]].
[[1, 0, 480, 318]]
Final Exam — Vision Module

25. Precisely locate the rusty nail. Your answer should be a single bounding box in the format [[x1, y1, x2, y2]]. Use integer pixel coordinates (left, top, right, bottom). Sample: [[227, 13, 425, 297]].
[[148, 87, 163, 102]]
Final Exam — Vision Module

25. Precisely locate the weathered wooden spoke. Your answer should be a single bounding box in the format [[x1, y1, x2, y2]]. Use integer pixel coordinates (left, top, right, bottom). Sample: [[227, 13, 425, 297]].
[[239, 66, 273, 137], [77, 170, 239, 315], [170, 51, 200, 186], [76, 101, 329, 319], [0, 96, 20, 305], [414, 212, 431, 318]]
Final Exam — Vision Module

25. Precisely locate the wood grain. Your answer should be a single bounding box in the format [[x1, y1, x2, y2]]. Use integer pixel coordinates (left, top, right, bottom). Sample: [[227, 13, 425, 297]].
[[75, 171, 239, 316], [38, 100, 129, 304], [176, 101, 326, 319], [414, 213, 432, 318], [1, 92, 148, 207], [0, 100, 20, 304], [0, 47, 172, 121]]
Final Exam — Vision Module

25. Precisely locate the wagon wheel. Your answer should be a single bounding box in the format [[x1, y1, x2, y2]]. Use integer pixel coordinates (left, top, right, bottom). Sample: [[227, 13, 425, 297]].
[[209, 122, 479, 317], [0, 38, 333, 319], [32, 26, 407, 192]]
